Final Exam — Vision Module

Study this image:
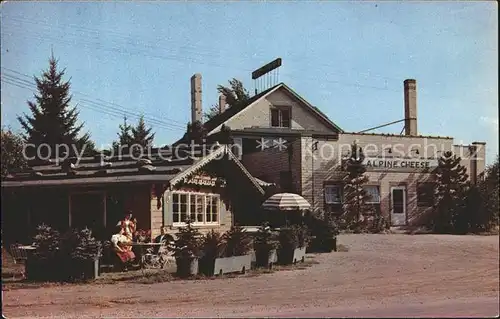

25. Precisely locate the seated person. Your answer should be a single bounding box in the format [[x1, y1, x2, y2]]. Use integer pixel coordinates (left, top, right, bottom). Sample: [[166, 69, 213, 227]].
[[153, 225, 174, 254], [110, 226, 136, 269]]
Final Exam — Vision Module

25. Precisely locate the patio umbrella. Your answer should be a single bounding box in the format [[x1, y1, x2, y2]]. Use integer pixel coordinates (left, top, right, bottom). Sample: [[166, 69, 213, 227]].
[[262, 193, 311, 211]]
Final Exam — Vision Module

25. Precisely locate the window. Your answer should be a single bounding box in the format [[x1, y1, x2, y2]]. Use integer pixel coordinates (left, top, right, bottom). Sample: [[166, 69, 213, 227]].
[[172, 192, 220, 225], [363, 185, 381, 204], [417, 183, 434, 207], [324, 184, 342, 204], [271, 107, 291, 128]]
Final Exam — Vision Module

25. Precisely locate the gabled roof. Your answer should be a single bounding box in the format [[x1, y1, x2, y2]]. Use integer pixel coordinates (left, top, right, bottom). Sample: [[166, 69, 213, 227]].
[[205, 82, 344, 135]]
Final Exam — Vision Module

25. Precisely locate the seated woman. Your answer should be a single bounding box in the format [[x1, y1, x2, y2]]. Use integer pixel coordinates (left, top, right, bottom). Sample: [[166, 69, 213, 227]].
[[110, 226, 136, 270]]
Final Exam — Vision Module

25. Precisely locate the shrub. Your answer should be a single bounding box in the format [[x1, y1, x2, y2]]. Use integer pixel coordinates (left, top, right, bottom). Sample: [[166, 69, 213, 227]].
[[253, 222, 278, 252], [32, 224, 60, 261], [201, 230, 225, 260], [61, 228, 103, 261], [222, 225, 252, 257], [278, 227, 299, 250], [293, 224, 311, 248], [172, 219, 202, 259]]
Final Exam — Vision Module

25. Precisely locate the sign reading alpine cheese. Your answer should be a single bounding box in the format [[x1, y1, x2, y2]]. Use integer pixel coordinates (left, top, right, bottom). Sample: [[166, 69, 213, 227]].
[[362, 158, 438, 170]]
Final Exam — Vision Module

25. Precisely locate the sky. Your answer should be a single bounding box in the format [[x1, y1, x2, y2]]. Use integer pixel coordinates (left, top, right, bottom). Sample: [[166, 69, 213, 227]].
[[0, 1, 498, 163]]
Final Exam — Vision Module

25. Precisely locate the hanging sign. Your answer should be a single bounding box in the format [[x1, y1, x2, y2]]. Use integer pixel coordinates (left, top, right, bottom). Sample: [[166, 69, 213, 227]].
[[185, 175, 226, 187]]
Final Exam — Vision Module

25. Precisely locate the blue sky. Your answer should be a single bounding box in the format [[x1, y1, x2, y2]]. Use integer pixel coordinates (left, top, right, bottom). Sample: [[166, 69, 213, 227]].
[[1, 1, 498, 163]]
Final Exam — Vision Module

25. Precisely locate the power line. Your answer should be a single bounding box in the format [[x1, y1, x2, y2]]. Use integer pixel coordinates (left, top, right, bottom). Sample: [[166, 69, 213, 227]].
[[1, 68, 187, 130], [1, 73, 185, 132]]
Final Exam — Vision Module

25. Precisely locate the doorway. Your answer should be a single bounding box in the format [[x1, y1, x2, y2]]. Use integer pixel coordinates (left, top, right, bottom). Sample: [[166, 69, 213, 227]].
[[390, 186, 406, 226]]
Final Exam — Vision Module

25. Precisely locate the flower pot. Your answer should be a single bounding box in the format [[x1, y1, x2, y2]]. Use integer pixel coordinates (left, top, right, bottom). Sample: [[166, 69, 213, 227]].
[[255, 248, 277, 269], [199, 257, 216, 276], [175, 256, 199, 278], [213, 254, 252, 276]]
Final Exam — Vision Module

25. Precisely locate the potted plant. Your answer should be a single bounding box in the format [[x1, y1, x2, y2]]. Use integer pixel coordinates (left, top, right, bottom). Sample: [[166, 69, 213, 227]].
[[253, 222, 278, 269], [214, 225, 253, 275], [308, 213, 339, 253], [198, 230, 225, 276], [277, 226, 303, 265], [172, 220, 202, 278], [59, 228, 103, 281], [26, 224, 61, 281], [293, 224, 310, 261]]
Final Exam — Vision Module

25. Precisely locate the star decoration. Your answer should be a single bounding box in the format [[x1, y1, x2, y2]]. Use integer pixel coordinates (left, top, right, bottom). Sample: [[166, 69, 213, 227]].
[[273, 138, 288, 151], [256, 137, 270, 151]]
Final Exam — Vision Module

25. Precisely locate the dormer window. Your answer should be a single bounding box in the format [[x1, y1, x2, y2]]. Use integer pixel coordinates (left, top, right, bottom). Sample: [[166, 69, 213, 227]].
[[270, 106, 291, 128]]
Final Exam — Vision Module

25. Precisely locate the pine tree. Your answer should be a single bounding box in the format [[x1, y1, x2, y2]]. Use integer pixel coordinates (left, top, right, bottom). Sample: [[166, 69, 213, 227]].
[[341, 142, 371, 231], [185, 120, 206, 144], [432, 151, 469, 233], [17, 54, 95, 160], [1, 128, 28, 178], [477, 155, 499, 230], [130, 115, 155, 148], [111, 116, 133, 152], [203, 78, 250, 121]]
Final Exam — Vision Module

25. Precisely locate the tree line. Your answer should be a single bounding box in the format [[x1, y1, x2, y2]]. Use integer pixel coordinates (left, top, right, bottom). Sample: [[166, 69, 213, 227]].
[[1, 54, 248, 177]]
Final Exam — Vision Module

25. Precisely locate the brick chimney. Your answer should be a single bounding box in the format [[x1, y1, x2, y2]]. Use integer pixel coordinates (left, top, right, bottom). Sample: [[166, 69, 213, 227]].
[[191, 73, 202, 123], [404, 79, 417, 136], [218, 94, 226, 114]]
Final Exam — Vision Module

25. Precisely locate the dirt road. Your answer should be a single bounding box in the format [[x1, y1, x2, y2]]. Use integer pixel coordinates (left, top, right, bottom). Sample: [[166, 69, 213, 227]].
[[3, 234, 499, 318]]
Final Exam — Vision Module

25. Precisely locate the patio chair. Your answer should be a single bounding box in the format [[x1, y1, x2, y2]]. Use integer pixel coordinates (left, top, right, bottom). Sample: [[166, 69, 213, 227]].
[[141, 242, 175, 269], [9, 244, 28, 279]]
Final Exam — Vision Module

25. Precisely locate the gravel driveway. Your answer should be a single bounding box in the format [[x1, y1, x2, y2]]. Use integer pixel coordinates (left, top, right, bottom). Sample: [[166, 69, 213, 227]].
[[3, 234, 499, 318]]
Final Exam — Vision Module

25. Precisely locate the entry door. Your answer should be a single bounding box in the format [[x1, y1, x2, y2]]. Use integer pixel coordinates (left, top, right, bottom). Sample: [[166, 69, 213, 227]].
[[390, 186, 406, 226]]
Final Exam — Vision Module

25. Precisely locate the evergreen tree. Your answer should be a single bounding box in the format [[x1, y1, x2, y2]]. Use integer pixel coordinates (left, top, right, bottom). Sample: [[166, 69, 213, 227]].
[[17, 54, 95, 159], [1, 128, 28, 178], [477, 155, 499, 230], [130, 115, 155, 148], [185, 120, 206, 144], [432, 151, 469, 233], [341, 142, 371, 231], [203, 78, 250, 121], [112, 115, 155, 153], [111, 116, 133, 152]]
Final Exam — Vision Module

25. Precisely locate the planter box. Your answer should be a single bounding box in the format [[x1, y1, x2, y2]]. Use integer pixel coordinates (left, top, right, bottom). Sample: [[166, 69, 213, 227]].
[[254, 249, 278, 269], [213, 254, 252, 276], [69, 259, 100, 280], [175, 257, 199, 278], [277, 246, 307, 265], [26, 256, 59, 281]]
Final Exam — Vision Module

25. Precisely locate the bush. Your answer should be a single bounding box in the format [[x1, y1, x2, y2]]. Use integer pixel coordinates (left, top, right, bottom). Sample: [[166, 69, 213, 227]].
[[172, 220, 202, 258], [222, 225, 252, 257], [32, 224, 60, 261], [201, 230, 225, 260], [293, 224, 310, 248], [278, 227, 299, 250], [253, 222, 278, 252], [60, 228, 102, 261]]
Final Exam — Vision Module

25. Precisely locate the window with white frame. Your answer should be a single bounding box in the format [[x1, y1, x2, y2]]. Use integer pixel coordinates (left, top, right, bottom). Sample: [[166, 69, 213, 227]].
[[324, 184, 342, 204], [172, 192, 220, 225], [363, 185, 381, 204]]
